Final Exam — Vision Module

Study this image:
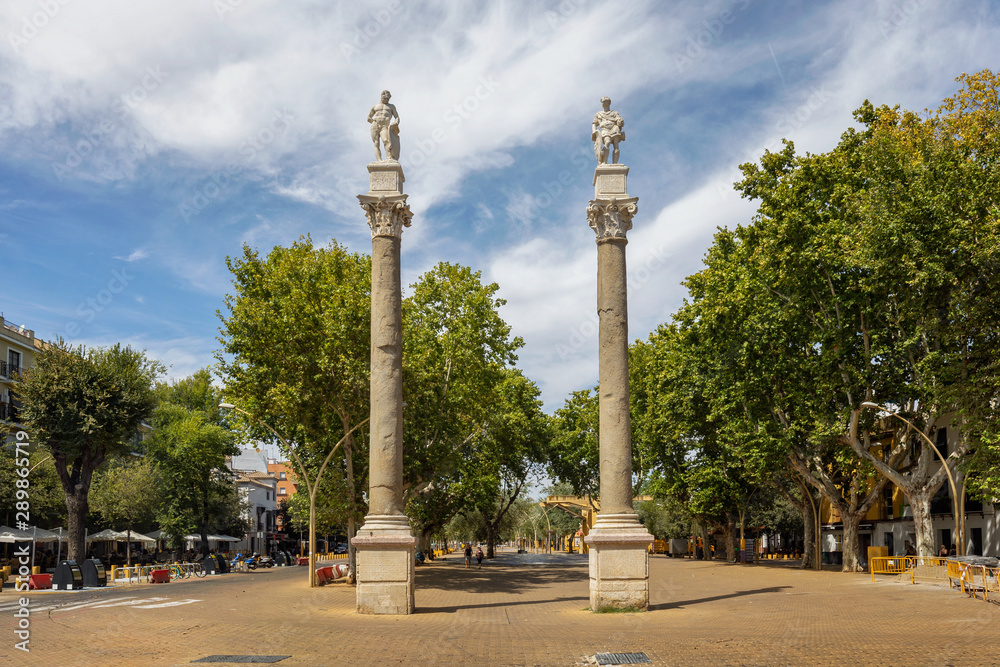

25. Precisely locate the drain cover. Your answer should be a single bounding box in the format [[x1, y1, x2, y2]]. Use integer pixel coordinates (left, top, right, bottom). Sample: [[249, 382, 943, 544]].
[[595, 652, 651, 665], [192, 657, 291, 664]]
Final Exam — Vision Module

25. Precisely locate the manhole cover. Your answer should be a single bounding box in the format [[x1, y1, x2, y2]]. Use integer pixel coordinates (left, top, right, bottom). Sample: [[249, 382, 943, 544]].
[[595, 653, 651, 665], [192, 657, 291, 664]]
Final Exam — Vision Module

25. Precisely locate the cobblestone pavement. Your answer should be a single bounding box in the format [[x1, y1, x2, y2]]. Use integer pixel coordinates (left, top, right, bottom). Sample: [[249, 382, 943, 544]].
[[2, 550, 998, 666]]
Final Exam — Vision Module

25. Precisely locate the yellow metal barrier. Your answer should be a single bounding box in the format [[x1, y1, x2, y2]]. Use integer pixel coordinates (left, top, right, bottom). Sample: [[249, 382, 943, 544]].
[[869, 556, 913, 583], [910, 556, 949, 584]]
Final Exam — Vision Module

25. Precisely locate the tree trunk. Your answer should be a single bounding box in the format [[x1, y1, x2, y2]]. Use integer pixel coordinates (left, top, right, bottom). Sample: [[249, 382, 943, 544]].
[[65, 490, 88, 563], [724, 513, 737, 562], [909, 491, 935, 558], [485, 523, 496, 559], [346, 516, 357, 584], [800, 501, 816, 569], [419, 526, 433, 558], [343, 424, 358, 584], [840, 513, 863, 572]]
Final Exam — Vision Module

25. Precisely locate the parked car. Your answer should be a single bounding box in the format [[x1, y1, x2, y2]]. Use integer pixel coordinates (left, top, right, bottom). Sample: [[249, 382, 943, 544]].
[[334, 544, 348, 554]]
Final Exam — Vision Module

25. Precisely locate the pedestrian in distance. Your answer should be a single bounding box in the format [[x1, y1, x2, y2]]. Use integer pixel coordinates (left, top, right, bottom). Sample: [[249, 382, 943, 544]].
[[938, 544, 949, 557], [476, 547, 484, 569], [464, 543, 472, 569]]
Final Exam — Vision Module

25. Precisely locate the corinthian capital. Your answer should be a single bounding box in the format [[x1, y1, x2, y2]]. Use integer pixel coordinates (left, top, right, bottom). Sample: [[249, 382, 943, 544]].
[[359, 195, 413, 238], [587, 198, 637, 243]]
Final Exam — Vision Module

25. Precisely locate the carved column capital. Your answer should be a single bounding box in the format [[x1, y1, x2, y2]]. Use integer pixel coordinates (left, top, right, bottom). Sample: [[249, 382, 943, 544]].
[[359, 194, 413, 239], [587, 197, 637, 243]]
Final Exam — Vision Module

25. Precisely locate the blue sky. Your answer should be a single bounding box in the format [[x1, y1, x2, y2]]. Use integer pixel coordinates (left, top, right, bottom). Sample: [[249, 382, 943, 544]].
[[2, 0, 998, 411]]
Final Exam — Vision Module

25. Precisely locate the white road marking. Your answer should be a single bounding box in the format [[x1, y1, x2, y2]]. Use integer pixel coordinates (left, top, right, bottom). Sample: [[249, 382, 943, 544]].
[[133, 599, 201, 608], [55, 597, 141, 612], [88, 597, 169, 609]]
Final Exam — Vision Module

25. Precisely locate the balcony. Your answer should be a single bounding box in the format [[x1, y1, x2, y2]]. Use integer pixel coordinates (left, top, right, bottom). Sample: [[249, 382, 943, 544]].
[[0, 361, 20, 379]]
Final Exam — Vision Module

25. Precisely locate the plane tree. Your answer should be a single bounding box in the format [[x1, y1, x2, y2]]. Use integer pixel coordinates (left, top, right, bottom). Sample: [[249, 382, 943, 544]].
[[17, 342, 161, 562]]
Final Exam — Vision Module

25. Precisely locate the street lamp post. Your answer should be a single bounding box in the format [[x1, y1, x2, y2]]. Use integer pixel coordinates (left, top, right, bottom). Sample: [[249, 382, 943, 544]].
[[220, 402, 370, 585], [860, 402, 963, 556]]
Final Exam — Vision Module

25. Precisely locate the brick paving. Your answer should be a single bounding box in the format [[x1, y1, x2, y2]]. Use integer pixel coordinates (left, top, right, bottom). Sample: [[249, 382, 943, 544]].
[[2, 549, 999, 666]]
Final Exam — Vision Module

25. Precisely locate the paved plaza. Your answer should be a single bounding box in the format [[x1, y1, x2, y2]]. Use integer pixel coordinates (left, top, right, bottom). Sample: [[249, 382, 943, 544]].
[[2, 550, 999, 666]]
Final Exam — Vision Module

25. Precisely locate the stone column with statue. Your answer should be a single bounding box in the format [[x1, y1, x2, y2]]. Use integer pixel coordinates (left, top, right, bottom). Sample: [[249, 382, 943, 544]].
[[352, 90, 417, 615], [583, 97, 653, 611]]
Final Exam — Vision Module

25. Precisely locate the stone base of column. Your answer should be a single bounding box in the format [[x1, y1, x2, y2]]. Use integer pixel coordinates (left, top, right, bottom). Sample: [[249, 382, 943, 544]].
[[584, 513, 653, 611], [352, 514, 416, 615]]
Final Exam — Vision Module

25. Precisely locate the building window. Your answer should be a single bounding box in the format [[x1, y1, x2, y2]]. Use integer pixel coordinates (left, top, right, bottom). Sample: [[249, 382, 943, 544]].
[[8, 350, 21, 375], [279, 487, 286, 495], [279, 471, 286, 479], [935, 427, 948, 458]]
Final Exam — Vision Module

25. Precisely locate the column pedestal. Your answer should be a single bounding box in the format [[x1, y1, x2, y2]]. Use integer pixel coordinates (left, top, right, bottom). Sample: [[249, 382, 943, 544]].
[[353, 515, 416, 615], [585, 157, 651, 611], [585, 514, 653, 610], [352, 159, 416, 615]]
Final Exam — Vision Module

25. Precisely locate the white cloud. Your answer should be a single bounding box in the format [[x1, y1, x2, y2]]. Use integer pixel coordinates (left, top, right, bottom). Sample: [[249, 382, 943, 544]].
[[115, 248, 149, 262]]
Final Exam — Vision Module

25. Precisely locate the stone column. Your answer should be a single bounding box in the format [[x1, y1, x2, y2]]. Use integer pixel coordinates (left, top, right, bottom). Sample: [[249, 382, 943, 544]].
[[583, 163, 653, 611], [352, 160, 417, 615]]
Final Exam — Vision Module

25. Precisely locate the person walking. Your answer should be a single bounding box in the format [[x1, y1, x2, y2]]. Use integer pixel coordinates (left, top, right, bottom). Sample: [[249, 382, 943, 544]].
[[476, 547, 484, 569], [464, 543, 472, 569]]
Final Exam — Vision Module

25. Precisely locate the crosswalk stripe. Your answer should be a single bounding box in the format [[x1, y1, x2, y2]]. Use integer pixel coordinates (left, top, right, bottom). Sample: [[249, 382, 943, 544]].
[[54, 597, 142, 612], [133, 599, 201, 608], [88, 597, 167, 609]]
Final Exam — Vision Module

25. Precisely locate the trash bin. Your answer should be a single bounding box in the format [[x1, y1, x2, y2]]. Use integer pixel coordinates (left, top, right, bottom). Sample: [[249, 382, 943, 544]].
[[81, 559, 107, 587], [52, 560, 84, 590], [275, 552, 286, 567], [203, 556, 218, 575]]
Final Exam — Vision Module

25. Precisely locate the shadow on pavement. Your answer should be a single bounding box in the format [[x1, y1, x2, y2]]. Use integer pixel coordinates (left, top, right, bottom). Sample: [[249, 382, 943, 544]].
[[650, 585, 791, 611], [415, 552, 588, 596], [418, 595, 588, 614]]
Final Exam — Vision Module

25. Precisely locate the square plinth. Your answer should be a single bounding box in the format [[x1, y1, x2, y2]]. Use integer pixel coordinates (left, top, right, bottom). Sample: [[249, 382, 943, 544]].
[[352, 516, 416, 615], [593, 164, 629, 199], [367, 161, 405, 196], [585, 520, 652, 611]]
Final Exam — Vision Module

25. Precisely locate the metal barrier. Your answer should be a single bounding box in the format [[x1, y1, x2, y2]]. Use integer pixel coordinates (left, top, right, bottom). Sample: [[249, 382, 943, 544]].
[[869, 556, 913, 583], [910, 556, 949, 584], [870, 557, 1000, 605]]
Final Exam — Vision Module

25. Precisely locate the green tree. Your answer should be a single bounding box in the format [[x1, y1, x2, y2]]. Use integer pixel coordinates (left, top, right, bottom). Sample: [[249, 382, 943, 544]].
[[18, 342, 161, 562], [145, 404, 242, 553], [217, 237, 371, 584], [467, 369, 549, 558], [401, 262, 523, 553], [90, 457, 160, 565]]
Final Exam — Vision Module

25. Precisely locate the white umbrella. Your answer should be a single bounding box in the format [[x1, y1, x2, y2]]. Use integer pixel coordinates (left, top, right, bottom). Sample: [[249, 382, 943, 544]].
[[0, 525, 35, 543], [86, 529, 126, 542]]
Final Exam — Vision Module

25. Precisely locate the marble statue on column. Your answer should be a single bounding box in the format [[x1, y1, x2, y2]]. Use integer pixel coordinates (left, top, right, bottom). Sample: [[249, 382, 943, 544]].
[[368, 90, 401, 162], [592, 96, 625, 165]]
